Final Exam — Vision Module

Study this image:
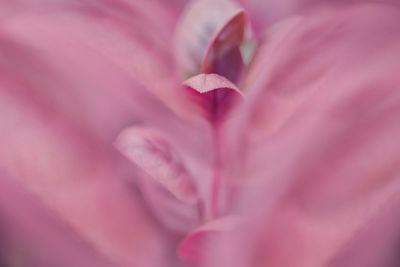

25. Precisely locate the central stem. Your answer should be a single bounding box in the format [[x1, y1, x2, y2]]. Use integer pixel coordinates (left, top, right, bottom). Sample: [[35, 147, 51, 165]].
[[211, 124, 222, 219]]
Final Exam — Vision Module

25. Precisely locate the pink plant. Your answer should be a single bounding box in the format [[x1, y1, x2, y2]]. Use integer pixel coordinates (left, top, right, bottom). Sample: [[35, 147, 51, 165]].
[[1, 0, 400, 266]]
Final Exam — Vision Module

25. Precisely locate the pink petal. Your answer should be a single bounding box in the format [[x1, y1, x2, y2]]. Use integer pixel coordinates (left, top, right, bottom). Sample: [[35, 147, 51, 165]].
[[183, 73, 243, 124], [0, 78, 174, 266], [238, 0, 400, 38], [178, 216, 246, 261], [0, 175, 115, 267], [0, 1, 188, 140], [237, 0, 313, 36], [327, 192, 400, 267], [213, 2, 400, 267], [0, 1, 203, 266]]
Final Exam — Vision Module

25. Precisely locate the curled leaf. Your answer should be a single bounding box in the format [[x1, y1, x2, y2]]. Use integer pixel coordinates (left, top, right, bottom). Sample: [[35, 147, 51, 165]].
[[115, 127, 198, 204], [202, 11, 247, 83], [183, 73, 243, 124], [174, 0, 244, 77], [178, 215, 246, 261]]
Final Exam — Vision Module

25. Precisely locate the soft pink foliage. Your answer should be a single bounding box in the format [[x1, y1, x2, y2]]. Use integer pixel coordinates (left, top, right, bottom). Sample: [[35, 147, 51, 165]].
[[1, 0, 400, 267]]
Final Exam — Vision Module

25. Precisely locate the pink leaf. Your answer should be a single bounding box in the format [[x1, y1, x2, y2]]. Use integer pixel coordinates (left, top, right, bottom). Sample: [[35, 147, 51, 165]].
[[115, 126, 198, 204], [174, 0, 244, 77], [202, 11, 247, 84], [183, 73, 243, 124], [178, 215, 246, 261]]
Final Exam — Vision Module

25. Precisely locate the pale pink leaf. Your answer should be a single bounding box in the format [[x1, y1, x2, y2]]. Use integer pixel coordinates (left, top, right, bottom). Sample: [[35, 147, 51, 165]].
[[115, 126, 198, 204]]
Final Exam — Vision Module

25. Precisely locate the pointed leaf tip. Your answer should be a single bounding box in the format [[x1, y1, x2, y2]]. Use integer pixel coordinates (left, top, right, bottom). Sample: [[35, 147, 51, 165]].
[[183, 73, 243, 124], [178, 215, 246, 261]]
